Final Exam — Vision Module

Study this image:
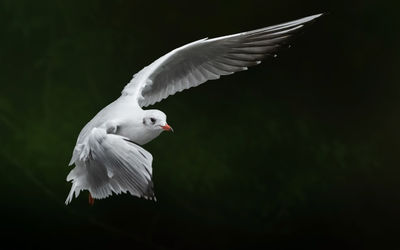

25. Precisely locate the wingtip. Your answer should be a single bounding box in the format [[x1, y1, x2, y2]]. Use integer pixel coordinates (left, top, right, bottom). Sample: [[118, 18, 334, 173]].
[[295, 13, 325, 27], [287, 13, 325, 27], [311, 12, 327, 20], [306, 13, 325, 21]]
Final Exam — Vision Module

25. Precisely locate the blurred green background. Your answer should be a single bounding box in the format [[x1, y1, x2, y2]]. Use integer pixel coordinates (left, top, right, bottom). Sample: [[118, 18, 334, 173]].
[[1, 0, 399, 249]]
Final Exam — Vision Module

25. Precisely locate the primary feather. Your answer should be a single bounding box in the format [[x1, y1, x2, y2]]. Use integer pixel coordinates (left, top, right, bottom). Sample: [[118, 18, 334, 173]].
[[122, 14, 322, 107]]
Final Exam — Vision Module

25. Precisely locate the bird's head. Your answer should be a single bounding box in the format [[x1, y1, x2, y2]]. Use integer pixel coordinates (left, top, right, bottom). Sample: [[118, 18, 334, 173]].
[[142, 109, 173, 132]]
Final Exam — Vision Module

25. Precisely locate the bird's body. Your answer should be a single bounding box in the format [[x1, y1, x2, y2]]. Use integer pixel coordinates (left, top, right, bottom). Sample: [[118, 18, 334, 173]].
[[66, 14, 323, 204], [72, 97, 151, 147]]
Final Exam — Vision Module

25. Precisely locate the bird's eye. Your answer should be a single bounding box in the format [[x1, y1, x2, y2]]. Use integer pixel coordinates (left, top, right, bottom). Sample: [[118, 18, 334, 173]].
[[150, 118, 156, 124]]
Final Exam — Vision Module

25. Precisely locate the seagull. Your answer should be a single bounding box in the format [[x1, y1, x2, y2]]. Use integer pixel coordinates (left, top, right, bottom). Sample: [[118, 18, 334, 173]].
[[65, 13, 323, 205]]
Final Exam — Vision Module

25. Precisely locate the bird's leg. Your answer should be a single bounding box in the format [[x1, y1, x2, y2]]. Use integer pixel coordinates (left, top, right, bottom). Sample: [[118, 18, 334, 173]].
[[88, 193, 95, 205]]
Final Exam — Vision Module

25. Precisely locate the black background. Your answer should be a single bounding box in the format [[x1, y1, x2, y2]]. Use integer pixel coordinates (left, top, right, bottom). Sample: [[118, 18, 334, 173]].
[[1, 0, 399, 249]]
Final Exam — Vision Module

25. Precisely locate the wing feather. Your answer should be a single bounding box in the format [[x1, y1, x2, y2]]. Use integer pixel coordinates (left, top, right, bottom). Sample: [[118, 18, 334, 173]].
[[122, 14, 323, 107], [65, 127, 154, 204]]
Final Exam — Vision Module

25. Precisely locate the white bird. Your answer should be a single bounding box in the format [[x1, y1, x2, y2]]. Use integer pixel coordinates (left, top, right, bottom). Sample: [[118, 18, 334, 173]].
[[66, 13, 323, 205]]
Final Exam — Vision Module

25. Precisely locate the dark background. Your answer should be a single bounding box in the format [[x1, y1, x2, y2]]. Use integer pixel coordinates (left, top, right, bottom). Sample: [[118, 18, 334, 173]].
[[1, 0, 399, 249]]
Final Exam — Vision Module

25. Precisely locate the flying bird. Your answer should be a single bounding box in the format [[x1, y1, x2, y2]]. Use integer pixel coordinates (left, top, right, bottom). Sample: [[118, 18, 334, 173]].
[[66, 13, 323, 204]]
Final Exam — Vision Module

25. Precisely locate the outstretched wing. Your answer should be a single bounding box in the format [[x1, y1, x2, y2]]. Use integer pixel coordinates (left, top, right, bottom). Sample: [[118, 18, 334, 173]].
[[122, 14, 322, 107], [66, 127, 154, 204]]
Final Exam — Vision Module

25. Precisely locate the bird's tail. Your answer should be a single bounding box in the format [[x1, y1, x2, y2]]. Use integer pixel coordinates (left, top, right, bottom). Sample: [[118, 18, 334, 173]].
[[65, 128, 155, 205]]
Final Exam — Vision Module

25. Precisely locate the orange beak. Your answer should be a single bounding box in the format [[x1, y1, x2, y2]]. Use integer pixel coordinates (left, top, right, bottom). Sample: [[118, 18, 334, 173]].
[[161, 123, 173, 132]]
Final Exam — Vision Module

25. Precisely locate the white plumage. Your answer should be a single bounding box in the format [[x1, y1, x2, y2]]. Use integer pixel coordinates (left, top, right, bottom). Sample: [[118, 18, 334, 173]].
[[66, 13, 322, 204]]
